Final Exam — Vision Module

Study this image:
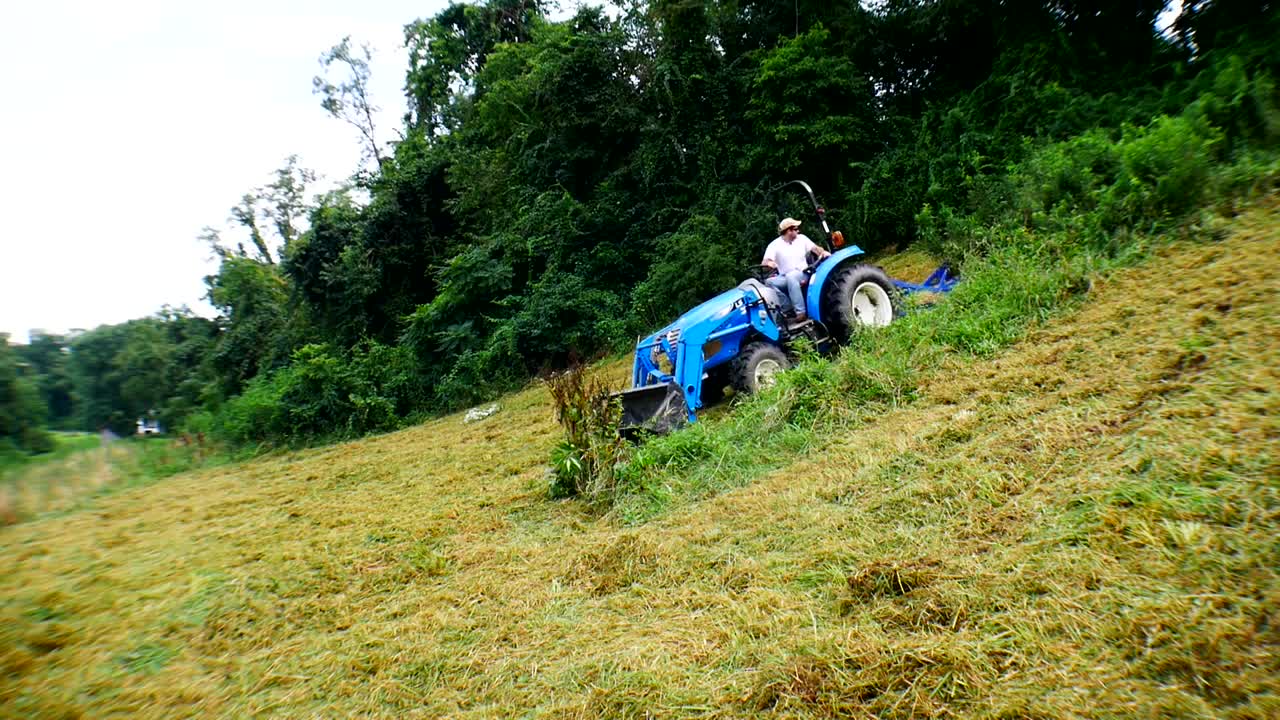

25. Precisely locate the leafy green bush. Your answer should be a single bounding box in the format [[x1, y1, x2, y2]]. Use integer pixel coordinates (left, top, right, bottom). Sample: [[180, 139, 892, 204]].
[[1100, 114, 1223, 228], [0, 342, 53, 456], [922, 102, 1231, 263], [209, 374, 284, 447], [1191, 56, 1280, 148], [630, 215, 744, 329], [210, 341, 425, 446]]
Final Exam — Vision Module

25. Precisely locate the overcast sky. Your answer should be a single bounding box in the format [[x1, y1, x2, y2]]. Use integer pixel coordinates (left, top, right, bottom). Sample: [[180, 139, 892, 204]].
[[0, 0, 444, 342]]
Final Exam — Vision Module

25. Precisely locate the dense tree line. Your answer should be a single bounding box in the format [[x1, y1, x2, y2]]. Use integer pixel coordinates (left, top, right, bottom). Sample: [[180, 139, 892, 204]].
[[5, 0, 1276, 451]]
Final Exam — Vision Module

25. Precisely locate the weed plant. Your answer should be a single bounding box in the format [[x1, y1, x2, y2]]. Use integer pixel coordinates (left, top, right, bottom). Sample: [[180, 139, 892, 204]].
[[545, 364, 629, 502]]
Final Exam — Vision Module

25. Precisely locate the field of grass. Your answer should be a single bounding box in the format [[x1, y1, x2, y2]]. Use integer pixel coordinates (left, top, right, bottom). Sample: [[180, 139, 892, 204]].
[[0, 433, 99, 477], [0, 435, 219, 527], [1, 203, 1276, 718]]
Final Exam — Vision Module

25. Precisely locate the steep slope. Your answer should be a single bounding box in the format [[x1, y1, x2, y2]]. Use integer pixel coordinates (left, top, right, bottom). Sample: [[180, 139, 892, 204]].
[[2, 204, 1277, 718]]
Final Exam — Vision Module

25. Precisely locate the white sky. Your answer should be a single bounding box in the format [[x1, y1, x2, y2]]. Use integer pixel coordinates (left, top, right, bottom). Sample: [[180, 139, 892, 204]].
[[0, 0, 440, 342]]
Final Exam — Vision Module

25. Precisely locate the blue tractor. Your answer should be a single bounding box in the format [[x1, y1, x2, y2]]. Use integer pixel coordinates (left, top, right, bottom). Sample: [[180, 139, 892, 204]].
[[617, 181, 957, 434]]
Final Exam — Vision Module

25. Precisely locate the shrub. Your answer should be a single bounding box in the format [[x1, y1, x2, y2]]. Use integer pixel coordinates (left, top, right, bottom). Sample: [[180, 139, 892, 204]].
[[1100, 114, 1223, 228], [630, 214, 744, 329], [432, 324, 526, 411], [211, 341, 425, 446], [210, 374, 285, 447]]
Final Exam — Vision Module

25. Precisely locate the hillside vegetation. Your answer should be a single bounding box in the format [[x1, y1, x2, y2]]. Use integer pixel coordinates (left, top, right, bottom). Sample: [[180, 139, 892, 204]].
[[4, 1, 1276, 457], [2, 201, 1275, 718]]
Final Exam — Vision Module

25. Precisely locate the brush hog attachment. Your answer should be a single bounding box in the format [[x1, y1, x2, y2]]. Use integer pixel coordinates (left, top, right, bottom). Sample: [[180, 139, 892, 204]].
[[614, 383, 687, 435]]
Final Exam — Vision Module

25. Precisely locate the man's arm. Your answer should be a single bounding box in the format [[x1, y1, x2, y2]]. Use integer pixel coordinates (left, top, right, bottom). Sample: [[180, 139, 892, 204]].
[[806, 236, 831, 260], [762, 241, 778, 269]]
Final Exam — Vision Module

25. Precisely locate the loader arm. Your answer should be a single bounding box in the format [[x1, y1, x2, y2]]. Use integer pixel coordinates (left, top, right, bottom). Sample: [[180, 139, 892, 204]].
[[618, 284, 781, 432]]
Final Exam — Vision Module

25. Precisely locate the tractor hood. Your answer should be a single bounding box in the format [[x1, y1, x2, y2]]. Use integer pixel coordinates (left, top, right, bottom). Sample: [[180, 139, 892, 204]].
[[628, 281, 782, 394], [620, 282, 778, 433], [640, 285, 751, 348]]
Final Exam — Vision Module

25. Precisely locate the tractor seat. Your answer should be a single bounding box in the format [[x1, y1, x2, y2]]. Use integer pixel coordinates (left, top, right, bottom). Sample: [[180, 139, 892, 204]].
[[737, 278, 785, 310]]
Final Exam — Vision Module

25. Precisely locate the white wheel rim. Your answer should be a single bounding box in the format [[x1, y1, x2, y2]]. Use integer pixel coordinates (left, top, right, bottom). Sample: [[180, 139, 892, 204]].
[[851, 282, 893, 327], [754, 358, 783, 388]]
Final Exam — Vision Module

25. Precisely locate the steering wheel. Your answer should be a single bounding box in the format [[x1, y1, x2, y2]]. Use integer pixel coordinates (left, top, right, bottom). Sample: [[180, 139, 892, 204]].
[[804, 254, 828, 275], [744, 264, 778, 282]]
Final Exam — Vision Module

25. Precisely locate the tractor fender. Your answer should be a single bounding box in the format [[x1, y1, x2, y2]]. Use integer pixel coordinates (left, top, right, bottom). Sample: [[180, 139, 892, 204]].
[[806, 245, 866, 324]]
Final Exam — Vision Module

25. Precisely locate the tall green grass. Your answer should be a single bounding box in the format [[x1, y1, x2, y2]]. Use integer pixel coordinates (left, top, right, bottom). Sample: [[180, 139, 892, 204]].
[[1, 436, 227, 526]]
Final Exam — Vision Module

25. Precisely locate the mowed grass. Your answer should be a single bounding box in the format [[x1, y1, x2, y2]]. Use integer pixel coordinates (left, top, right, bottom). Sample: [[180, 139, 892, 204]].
[[2, 204, 1278, 718]]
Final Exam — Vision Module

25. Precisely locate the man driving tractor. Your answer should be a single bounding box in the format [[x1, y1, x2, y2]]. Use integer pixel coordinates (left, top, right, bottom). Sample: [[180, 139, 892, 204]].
[[762, 217, 830, 321]]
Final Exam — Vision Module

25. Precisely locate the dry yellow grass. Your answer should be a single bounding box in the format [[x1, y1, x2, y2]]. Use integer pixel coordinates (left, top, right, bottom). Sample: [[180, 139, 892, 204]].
[[1, 204, 1277, 718]]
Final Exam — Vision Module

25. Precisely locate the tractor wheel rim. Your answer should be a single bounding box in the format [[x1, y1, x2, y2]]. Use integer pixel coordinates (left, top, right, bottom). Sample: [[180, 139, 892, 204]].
[[754, 358, 783, 388], [851, 282, 893, 327]]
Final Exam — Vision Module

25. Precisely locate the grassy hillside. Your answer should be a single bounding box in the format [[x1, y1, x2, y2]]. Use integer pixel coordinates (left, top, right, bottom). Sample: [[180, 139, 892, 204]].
[[1, 203, 1277, 718]]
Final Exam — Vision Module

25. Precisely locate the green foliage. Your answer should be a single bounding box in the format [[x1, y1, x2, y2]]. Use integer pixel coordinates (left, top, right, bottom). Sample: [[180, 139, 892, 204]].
[[631, 214, 748, 328], [205, 257, 297, 396], [211, 340, 424, 446], [917, 76, 1270, 262], [746, 26, 877, 189], [0, 335, 53, 457], [15, 332, 75, 429], [404, 0, 545, 134], [314, 38, 385, 165], [65, 311, 217, 436], [40, 0, 1280, 452]]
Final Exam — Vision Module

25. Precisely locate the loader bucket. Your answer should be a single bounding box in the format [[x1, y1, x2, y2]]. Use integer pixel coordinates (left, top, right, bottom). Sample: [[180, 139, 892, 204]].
[[614, 383, 687, 436]]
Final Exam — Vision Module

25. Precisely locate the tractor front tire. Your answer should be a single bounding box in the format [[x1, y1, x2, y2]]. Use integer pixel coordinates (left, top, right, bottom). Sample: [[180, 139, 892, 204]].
[[731, 342, 791, 395], [824, 264, 901, 344]]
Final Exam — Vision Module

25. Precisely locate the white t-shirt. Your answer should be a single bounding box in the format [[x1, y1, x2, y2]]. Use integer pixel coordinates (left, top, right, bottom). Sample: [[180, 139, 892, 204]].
[[763, 233, 818, 275]]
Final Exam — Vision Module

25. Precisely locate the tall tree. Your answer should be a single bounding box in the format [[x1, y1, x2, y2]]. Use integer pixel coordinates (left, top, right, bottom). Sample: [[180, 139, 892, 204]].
[[403, 0, 546, 135], [209, 156, 317, 265], [314, 37, 388, 166], [0, 335, 53, 454], [14, 331, 75, 429]]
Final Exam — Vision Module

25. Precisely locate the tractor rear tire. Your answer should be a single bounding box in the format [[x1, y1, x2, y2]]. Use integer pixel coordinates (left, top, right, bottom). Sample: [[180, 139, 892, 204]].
[[730, 342, 791, 395], [823, 264, 901, 344]]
